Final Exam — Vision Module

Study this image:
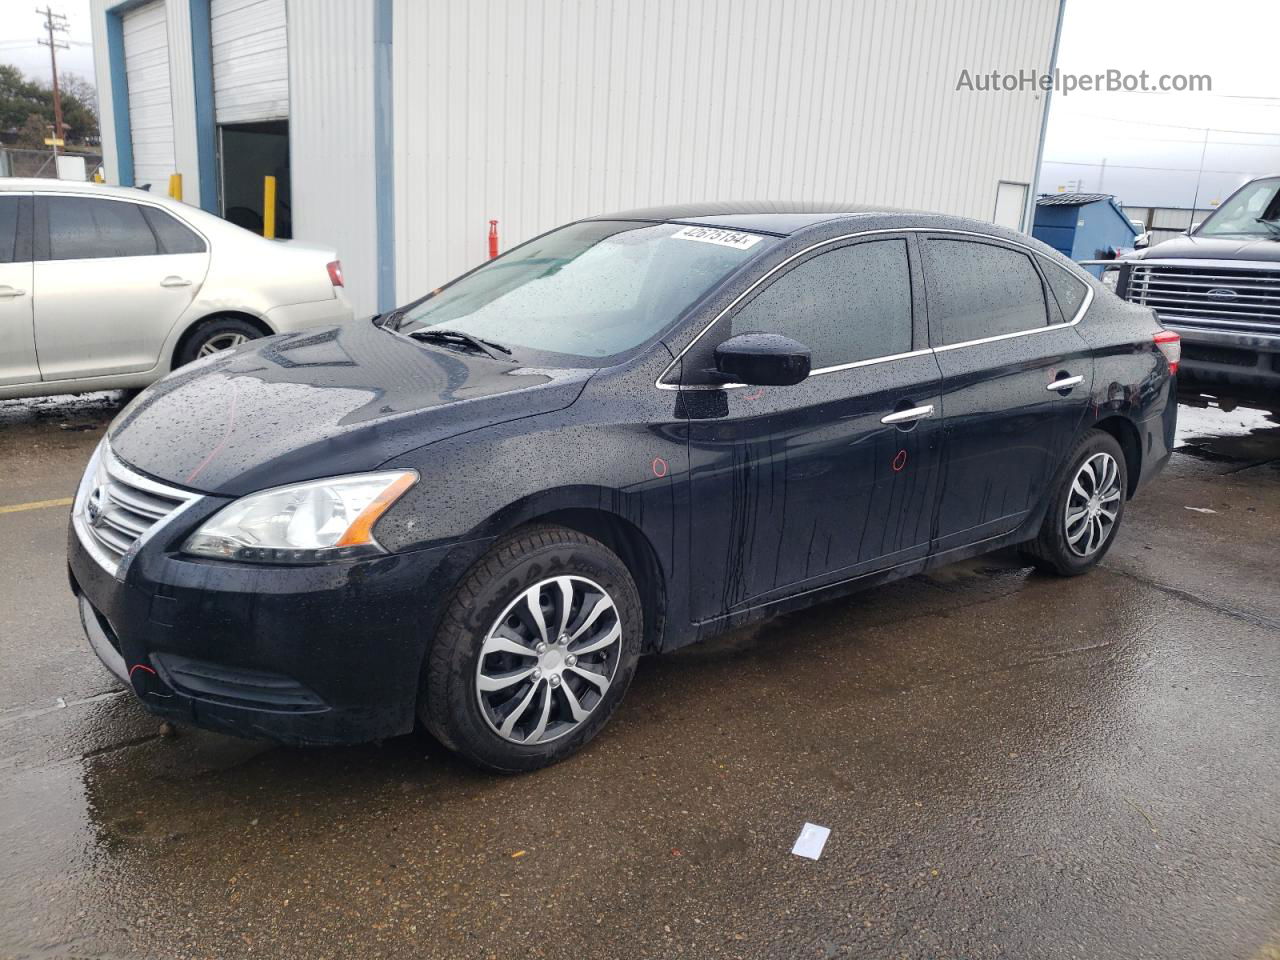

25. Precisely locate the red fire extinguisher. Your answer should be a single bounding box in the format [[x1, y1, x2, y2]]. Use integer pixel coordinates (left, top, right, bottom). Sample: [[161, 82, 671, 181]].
[[488, 220, 499, 259]]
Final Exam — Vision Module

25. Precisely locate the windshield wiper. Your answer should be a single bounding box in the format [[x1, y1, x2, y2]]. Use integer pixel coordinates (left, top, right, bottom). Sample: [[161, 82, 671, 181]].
[[408, 328, 514, 361], [1255, 218, 1280, 236]]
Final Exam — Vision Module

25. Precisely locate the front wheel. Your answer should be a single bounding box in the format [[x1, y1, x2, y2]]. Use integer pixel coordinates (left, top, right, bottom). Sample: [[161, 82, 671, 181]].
[[420, 525, 642, 772], [1022, 429, 1128, 576]]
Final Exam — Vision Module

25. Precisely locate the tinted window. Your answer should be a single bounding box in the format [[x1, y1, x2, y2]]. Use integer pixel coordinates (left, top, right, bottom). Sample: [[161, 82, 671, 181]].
[[142, 206, 206, 254], [730, 239, 913, 368], [47, 197, 158, 260], [1039, 257, 1088, 322], [924, 240, 1047, 346], [0, 197, 18, 263]]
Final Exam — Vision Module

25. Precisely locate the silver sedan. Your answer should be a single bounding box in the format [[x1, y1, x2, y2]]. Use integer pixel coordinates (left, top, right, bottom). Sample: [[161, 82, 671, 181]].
[[0, 179, 353, 400]]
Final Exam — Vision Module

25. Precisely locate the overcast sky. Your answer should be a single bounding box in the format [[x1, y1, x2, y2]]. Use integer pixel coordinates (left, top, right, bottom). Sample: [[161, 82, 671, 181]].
[[0, 0, 95, 83], [1039, 0, 1280, 210]]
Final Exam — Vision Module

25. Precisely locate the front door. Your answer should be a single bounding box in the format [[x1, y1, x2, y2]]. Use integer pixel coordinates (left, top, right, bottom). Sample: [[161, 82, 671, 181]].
[[920, 235, 1095, 552], [683, 235, 944, 620], [0, 194, 38, 386], [33, 194, 209, 381]]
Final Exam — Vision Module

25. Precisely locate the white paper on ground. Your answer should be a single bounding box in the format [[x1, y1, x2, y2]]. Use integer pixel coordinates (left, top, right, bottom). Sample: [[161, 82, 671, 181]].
[[791, 822, 831, 860]]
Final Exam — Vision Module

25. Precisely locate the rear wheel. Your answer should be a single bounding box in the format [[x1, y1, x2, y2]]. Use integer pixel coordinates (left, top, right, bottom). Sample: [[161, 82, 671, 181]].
[[175, 317, 264, 366], [420, 525, 642, 772], [1022, 429, 1128, 576]]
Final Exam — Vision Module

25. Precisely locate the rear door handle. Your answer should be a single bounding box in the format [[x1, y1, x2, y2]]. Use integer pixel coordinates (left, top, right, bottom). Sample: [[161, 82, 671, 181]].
[[881, 404, 934, 425], [0, 285, 26, 299], [161, 276, 192, 288], [1047, 375, 1084, 391]]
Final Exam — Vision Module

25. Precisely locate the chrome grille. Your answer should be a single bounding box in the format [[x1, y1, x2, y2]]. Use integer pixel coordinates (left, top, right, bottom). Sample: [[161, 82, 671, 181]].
[[74, 444, 197, 575], [1126, 264, 1280, 333]]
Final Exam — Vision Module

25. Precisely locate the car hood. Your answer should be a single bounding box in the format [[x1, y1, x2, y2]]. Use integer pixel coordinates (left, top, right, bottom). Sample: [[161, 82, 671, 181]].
[[108, 320, 594, 496], [1135, 234, 1280, 262]]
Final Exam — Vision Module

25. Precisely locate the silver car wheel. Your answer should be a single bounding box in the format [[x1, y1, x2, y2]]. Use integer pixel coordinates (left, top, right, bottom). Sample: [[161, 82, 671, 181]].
[[476, 575, 623, 745], [197, 332, 250, 357], [1064, 451, 1122, 557]]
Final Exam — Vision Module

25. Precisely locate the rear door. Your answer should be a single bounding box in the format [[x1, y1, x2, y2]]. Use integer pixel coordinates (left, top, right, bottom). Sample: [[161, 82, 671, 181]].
[[684, 234, 944, 620], [0, 194, 38, 386], [921, 235, 1094, 553], [33, 195, 209, 381]]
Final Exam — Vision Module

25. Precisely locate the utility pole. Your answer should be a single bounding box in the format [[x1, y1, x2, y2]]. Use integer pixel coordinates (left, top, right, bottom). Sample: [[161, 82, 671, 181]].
[[36, 6, 69, 157]]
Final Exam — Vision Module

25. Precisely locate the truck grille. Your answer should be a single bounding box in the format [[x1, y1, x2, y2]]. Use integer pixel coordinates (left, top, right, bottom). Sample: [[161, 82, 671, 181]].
[[74, 444, 197, 576], [1126, 264, 1280, 333]]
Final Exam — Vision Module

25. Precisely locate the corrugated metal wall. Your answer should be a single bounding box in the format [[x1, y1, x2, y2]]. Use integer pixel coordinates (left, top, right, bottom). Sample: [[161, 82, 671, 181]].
[[287, 0, 381, 315], [392, 0, 1061, 300]]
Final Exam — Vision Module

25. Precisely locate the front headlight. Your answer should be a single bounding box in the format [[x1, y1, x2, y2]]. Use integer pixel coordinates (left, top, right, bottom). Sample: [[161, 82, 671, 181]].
[[183, 470, 417, 564]]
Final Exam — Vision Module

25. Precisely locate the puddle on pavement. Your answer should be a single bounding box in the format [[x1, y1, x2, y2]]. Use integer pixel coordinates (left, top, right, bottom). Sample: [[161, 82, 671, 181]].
[[1174, 401, 1280, 465]]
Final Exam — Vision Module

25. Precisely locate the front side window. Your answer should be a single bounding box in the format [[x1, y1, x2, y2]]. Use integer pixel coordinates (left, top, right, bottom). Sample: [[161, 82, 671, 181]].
[[1196, 177, 1280, 238], [394, 220, 776, 364], [727, 239, 914, 369], [923, 239, 1047, 346], [46, 197, 158, 260]]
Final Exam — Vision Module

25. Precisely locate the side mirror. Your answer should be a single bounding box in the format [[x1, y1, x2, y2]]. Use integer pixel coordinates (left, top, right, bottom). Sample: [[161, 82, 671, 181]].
[[713, 333, 811, 386], [1133, 231, 1150, 249]]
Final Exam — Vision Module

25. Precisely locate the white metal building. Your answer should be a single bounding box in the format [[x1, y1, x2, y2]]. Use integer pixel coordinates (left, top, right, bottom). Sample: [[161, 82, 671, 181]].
[[91, 0, 1066, 316]]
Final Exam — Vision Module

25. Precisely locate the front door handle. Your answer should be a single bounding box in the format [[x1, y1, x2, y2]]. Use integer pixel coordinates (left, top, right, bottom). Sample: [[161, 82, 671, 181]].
[[881, 404, 934, 425], [0, 285, 27, 299], [160, 276, 192, 288], [1047, 374, 1084, 391]]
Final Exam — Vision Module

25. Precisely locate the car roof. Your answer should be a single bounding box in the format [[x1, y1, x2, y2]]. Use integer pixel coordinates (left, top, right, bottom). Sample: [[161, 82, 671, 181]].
[[585, 200, 919, 236]]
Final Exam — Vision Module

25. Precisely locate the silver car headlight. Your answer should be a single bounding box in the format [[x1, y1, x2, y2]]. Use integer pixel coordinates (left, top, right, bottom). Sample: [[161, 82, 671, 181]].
[[183, 470, 418, 564]]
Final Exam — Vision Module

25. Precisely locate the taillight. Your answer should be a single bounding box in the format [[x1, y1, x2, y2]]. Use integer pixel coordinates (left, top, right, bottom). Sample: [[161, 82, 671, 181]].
[[326, 260, 344, 287], [1153, 330, 1180, 374]]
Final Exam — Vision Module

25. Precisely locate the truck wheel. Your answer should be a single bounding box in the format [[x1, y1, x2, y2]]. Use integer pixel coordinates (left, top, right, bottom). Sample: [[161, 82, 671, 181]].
[[1022, 429, 1128, 576], [175, 318, 264, 366], [421, 525, 642, 772]]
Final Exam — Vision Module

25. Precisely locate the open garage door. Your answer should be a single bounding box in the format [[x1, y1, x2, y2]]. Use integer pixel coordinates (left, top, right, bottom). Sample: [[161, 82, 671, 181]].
[[212, 0, 290, 237], [122, 1, 175, 190]]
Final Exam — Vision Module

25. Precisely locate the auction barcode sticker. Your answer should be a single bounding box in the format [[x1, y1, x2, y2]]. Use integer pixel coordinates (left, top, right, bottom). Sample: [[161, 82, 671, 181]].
[[670, 225, 763, 250]]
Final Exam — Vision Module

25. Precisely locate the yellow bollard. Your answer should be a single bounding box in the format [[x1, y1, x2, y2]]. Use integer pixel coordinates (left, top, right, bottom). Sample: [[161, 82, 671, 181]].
[[263, 176, 277, 239], [93, 168, 104, 183], [168, 172, 182, 201]]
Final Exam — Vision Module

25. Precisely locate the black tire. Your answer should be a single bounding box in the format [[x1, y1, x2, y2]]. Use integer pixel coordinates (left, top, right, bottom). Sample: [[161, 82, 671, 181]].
[[175, 317, 264, 367], [1022, 429, 1129, 576], [420, 524, 642, 773]]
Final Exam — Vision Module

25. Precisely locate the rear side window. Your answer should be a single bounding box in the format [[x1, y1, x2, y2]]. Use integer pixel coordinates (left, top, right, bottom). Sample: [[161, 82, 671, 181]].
[[46, 197, 158, 260], [923, 239, 1047, 346], [730, 238, 913, 368], [1039, 257, 1089, 322], [142, 206, 206, 254], [0, 197, 19, 263]]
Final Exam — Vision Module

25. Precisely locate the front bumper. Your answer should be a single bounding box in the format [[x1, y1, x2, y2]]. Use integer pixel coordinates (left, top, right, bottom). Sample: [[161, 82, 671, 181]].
[[1163, 322, 1280, 397], [68, 516, 469, 746]]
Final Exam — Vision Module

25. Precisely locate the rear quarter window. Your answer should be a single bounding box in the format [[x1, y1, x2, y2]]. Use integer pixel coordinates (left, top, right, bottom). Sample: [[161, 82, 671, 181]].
[[1038, 257, 1089, 322], [141, 206, 207, 255]]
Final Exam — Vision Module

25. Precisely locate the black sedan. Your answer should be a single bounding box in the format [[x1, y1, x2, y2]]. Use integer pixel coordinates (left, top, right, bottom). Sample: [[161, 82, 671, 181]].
[[68, 203, 1179, 771]]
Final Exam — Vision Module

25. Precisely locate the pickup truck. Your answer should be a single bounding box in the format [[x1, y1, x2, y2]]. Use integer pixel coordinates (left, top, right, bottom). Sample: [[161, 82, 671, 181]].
[[1117, 175, 1280, 411]]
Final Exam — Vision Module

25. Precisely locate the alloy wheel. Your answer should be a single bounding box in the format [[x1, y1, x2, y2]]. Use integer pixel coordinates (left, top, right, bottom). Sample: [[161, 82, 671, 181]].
[[1064, 451, 1122, 557], [475, 575, 623, 745], [197, 332, 250, 357]]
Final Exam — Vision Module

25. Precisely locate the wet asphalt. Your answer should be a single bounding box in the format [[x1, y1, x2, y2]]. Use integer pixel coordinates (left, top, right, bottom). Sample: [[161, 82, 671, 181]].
[[0, 392, 1277, 960]]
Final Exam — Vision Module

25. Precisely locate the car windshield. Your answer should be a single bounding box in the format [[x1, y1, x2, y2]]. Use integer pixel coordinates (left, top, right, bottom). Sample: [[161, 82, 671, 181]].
[[393, 220, 774, 364], [1195, 177, 1280, 238]]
